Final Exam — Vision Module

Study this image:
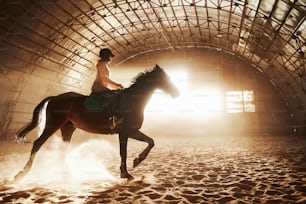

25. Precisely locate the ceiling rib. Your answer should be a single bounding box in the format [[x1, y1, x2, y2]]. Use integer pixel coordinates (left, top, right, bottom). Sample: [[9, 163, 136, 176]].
[[106, 1, 145, 49], [193, 2, 203, 42], [241, 0, 263, 56], [157, 0, 182, 48], [56, 0, 115, 55], [180, 0, 196, 44], [226, 0, 234, 46], [205, 0, 212, 39], [258, 0, 298, 64], [146, 0, 174, 49], [96, 0, 135, 51], [236, 0, 249, 47], [5, 17, 93, 72], [169, 0, 187, 43], [124, 0, 161, 51], [47, 2, 100, 54], [1, 2, 94, 72], [1, 39, 89, 89]]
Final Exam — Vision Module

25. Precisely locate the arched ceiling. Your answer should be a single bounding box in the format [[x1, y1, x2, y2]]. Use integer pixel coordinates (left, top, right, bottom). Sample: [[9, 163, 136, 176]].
[[0, 0, 305, 136]]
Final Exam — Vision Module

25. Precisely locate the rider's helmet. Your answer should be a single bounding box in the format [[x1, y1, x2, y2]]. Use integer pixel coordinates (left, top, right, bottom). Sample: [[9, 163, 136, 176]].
[[99, 48, 115, 59]]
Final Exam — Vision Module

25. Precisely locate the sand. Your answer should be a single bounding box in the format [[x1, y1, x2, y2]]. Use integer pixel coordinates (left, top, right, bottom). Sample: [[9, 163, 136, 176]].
[[0, 135, 306, 203]]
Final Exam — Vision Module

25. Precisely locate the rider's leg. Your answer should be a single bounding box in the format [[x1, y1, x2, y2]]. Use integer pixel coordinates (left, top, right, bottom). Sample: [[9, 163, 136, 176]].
[[108, 93, 124, 130]]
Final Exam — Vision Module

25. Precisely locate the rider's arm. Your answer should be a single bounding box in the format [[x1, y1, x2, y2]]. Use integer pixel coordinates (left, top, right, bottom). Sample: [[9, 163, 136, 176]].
[[98, 64, 123, 90]]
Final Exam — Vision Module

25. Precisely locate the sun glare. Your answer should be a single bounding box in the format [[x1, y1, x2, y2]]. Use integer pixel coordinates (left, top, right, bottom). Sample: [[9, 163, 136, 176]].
[[190, 89, 222, 115], [145, 71, 222, 116]]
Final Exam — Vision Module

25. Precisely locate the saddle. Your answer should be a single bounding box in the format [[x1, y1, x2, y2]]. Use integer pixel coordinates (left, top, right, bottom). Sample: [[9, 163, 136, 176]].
[[85, 90, 125, 114]]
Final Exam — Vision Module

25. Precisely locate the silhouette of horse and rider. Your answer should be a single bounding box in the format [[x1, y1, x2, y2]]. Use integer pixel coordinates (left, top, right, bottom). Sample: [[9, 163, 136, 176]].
[[13, 64, 179, 181]]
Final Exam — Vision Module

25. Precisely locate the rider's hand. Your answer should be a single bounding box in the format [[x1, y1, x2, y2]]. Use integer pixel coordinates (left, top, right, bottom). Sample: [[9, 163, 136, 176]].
[[118, 84, 124, 89]]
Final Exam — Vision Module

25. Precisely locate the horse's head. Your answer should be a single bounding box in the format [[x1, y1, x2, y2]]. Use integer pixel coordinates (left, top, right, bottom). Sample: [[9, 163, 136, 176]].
[[152, 64, 179, 98]]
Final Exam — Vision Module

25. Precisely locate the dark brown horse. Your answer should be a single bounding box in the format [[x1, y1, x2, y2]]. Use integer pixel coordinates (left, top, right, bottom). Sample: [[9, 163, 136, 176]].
[[13, 65, 179, 181]]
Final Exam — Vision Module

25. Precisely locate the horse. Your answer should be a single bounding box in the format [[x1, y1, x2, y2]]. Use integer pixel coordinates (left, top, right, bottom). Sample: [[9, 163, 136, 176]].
[[13, 64, 179, 181]]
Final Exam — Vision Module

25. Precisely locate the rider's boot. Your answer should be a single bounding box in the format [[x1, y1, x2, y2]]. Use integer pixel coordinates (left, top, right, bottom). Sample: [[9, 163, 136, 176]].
[[109, 116, 124, 130]]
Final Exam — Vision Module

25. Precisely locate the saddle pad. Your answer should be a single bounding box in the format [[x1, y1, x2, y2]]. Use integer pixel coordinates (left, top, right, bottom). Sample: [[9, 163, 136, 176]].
[[85, 94, 106, 110]]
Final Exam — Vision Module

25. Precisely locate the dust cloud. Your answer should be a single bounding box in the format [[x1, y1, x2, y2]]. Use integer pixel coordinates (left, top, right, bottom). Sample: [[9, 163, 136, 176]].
[[1, 136, 121, 193]]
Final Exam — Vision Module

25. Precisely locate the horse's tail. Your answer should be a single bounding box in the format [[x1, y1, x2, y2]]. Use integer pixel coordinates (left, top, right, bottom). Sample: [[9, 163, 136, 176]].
[[14, 96, 54, 143]]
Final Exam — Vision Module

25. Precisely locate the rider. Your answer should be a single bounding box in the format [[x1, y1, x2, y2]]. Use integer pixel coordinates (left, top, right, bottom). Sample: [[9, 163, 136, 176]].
[[91, 48, 124, 130]]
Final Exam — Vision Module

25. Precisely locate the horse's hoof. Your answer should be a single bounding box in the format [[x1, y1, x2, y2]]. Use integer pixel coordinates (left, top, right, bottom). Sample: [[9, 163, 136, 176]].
[[127, 175, 134, 181], [133, 158, 140, 168], [120, 173, 134, 180]]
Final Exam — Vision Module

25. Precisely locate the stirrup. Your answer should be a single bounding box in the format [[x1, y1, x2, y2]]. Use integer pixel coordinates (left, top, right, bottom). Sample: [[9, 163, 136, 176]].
[[109, 116, 116, 130], [108, 116, 122, 130], [109, 116, 123, 130]]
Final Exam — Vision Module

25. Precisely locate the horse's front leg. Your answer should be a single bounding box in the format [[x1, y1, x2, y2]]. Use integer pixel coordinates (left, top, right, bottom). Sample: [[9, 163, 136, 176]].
[[128, 130, 154, 168], [118, 132, 134, 180]]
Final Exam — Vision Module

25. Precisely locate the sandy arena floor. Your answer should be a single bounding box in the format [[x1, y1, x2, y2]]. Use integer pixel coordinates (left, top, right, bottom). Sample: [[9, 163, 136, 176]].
[[0, 134, 306, 204]]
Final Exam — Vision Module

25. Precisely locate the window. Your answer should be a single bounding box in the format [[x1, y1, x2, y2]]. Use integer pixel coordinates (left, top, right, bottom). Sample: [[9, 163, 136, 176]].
[[226, 90, 255, 113]]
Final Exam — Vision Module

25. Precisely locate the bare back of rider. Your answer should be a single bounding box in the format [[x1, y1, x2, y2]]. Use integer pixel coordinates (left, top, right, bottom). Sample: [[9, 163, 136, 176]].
[[90, 48, 124, 130]]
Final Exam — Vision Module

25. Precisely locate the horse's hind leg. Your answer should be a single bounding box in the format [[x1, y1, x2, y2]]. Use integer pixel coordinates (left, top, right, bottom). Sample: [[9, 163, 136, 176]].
[[13, 126, 58, 181], [60, 122, 75, 143], [58, 122, 75, 175]]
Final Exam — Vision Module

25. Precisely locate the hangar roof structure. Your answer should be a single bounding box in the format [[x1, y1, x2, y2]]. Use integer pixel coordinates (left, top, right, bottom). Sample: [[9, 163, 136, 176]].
[[0, 0, 305, 138]]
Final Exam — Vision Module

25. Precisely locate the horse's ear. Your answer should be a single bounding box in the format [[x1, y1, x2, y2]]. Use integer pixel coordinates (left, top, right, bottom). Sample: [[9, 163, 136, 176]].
[[155, 64, 162, 70]]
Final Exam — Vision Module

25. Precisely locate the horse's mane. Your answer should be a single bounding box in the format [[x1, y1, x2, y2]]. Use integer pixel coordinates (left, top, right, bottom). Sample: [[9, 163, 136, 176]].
[[130, 66, 161, 85]]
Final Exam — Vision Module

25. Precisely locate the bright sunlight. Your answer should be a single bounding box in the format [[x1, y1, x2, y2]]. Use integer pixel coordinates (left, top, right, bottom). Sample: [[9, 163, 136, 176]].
[[145, 71, 223, 116]]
